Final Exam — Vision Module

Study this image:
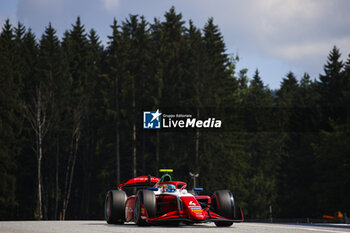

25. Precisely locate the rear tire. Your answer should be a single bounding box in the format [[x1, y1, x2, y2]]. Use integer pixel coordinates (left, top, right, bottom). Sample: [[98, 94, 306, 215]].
[[134, 190, 156, 226], [211, 190, 235, 227], [105, 190, 127, 224]]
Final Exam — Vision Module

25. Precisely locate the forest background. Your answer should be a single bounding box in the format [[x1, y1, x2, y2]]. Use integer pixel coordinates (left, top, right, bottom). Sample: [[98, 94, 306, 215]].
[[0, 7, 349, 220]]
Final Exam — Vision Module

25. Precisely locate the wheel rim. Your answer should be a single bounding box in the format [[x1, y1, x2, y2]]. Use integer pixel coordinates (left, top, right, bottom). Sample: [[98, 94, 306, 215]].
[[105, 193, 111, 221], [134, 196, 139, 222]]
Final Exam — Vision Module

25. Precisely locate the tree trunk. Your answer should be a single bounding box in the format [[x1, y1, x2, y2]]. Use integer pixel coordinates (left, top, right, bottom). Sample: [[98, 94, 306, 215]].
[[116, 129, 120, 184], [22, 85, 51, 220], [156, 130, 159, 177], [116, 76, 120, 185], [142, 130, 145, 174], [42, 176, 48, 220], [195, 130, 199, 167], [80, 118, 93, 219], [55, 137, 59, 220], [132, 76, 137, 178], [195, 108, 200, 167], [62, 114, 81, 220], [37, 90, 43, 220], [37, 151, 42, 220], [62, 141, 73, 219], [132, 123, 137, 178]]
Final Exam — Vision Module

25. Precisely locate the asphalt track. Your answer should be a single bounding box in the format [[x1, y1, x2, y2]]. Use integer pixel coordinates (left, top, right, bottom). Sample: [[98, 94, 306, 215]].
[[0, 221, 350, 233]]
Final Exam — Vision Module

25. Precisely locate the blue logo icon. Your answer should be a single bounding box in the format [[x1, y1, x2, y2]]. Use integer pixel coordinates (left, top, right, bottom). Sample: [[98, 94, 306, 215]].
[[143, 110, 162, 129]]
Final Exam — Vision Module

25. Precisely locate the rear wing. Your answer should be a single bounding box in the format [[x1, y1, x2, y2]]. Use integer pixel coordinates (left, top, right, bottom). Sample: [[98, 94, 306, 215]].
[[118, 175, 160, 189]]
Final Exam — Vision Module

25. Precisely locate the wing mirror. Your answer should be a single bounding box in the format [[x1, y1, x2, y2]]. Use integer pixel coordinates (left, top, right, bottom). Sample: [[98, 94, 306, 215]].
[[193, 187, 203, 192]]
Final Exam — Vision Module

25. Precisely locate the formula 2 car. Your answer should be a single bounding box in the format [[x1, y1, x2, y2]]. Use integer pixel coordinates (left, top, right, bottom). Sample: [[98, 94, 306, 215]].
[[104, 169, 243, 227]]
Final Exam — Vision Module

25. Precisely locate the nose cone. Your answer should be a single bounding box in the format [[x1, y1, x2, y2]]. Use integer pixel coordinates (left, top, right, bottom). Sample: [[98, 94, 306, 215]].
[[187, 206, 205, 220], [181, 196, 205, 220]]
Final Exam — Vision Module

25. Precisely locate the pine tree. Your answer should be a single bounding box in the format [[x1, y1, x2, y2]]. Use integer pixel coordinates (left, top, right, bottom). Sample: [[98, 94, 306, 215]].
[[0, 19, 19, 220], [319, 46, 344, 107], [14, 22, 26, 92], [36, 23, 64, 220], [343, 54, 350, 104], [312, 121, 350, 215], [150, 18, 163, 176], [78, 28, 103, 218], [183, 20, 205, 169], [240, 70, 280, 218], [121, 14, 140, 179], [251, 69, 264, 89], [159, 7, 186, 108], [202, 17, 230, 107], [276, 71, 299, 130], [61, 17, 88, 220], [121, 14, 159, 177], [19, 27, 55, 220], [310, 48, 350, 217], [103, 18, 123, 185]]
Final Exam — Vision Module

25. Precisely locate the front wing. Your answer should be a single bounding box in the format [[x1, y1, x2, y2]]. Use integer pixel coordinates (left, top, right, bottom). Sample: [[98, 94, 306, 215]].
[[143, 208, 244, 224]]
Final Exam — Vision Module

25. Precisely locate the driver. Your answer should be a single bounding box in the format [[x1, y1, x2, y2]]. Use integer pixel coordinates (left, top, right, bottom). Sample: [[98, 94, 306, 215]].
[[161, 183, 176, 192], [159, 173, 173, 192]]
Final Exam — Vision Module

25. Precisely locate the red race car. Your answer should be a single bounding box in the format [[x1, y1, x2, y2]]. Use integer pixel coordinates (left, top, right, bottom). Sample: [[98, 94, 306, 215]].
[[104, 169, 243, 227]]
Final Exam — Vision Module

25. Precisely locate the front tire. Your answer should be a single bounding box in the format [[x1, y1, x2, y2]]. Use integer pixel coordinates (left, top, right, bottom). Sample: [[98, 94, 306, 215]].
[[134, 190, 156, 226], [211, 190, 235, 227], [105, 190, 127, 224]]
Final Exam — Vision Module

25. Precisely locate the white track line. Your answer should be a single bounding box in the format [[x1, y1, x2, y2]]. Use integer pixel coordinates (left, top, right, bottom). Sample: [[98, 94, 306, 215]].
[[245, 223, 350, 233]]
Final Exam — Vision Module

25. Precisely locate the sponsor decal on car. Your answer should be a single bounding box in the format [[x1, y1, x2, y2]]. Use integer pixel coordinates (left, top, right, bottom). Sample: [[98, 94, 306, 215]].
[[189, 201, 197, 206], [191, 209, 203, 213], [188, 206, 204, 215]]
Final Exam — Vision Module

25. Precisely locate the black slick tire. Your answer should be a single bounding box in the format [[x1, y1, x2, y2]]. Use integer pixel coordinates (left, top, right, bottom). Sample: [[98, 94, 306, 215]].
[[105, 190, 127, 224], [211, 190, 235, 227], [134, 190, 156, 226]]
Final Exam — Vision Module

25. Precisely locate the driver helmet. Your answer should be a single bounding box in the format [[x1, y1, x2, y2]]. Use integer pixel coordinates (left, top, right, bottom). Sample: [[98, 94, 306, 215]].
[[167, 184, 176, 192]]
